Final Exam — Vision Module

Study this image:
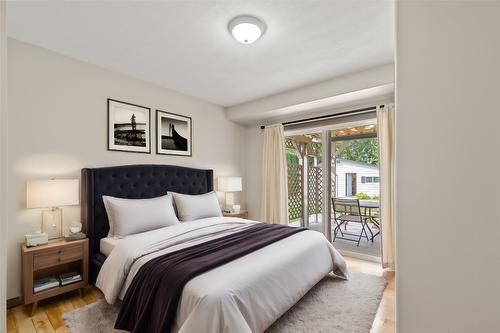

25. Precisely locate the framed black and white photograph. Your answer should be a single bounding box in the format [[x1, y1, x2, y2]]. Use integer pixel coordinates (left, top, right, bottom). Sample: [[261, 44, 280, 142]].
[[108, 99, 151, 153], [156, 110, 192, 156]]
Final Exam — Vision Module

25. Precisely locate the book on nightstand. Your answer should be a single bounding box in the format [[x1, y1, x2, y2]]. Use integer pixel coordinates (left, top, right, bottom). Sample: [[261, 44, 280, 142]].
[[59, 272, 83, 286], [34, 277, 60, 293]]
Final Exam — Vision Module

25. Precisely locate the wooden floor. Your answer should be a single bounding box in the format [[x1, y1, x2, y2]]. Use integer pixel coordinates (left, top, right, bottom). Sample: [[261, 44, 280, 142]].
[[8, 257, 395, 333]]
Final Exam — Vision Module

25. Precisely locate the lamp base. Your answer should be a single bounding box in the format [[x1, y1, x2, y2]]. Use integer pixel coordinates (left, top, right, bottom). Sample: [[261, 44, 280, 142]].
[[224, 192, 235, 212], [42, 208, 63, 240], [223, 205, 241, 213]]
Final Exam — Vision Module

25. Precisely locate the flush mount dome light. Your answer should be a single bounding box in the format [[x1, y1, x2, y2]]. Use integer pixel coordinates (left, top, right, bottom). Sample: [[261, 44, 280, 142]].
[[228, 15, 266, 44]]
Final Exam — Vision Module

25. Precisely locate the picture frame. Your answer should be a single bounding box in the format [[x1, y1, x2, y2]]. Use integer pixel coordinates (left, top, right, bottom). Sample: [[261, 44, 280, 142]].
[[108, 99, 151, 153], [156, 109, 192, 156]]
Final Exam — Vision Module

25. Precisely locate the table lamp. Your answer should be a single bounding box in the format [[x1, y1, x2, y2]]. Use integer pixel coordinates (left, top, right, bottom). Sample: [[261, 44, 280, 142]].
[[218, 177, 242, 213], [27, 179, 79, 239]]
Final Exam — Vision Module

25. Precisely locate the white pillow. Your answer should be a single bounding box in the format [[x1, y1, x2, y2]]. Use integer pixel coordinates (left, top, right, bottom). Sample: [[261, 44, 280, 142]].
[[171, 191, 222, 221], [103, 194, 179, 238]]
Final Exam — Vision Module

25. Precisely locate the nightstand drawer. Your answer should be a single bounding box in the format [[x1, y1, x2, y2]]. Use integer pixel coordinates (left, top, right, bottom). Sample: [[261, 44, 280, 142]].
[[33, 244, 83, 270]]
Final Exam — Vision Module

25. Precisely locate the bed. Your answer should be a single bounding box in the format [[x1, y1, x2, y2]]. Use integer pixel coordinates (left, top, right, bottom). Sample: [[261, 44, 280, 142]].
[[81, 164, 347, 333]]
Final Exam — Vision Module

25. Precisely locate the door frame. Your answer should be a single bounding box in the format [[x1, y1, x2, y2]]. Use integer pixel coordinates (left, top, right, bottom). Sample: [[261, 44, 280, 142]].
[[345, 172, 357, 197]]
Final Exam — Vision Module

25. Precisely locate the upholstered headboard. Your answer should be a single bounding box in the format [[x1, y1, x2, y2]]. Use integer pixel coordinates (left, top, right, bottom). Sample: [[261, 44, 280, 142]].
[[81, 164, 214, 283]]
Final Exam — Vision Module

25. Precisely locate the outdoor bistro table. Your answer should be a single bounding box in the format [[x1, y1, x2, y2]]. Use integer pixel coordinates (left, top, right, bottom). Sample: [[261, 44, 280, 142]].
[[359, 200, 380, 241]]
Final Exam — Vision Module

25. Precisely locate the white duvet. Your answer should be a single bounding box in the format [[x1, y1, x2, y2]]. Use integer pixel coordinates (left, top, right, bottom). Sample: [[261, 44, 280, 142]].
[[97, 217, 348, 333]]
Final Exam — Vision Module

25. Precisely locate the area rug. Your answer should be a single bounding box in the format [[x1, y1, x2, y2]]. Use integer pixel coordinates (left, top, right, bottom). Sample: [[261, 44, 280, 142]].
[[63, 271, 386, 333]]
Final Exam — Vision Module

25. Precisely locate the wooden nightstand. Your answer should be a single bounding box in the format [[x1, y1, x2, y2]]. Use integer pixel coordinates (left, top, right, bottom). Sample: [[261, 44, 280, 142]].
[[222, 210, 248, 219], [22, 238, 88, 314]]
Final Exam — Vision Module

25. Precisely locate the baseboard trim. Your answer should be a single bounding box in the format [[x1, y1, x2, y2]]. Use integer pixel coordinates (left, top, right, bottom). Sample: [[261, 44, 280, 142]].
[[7, 296, 23, 309]]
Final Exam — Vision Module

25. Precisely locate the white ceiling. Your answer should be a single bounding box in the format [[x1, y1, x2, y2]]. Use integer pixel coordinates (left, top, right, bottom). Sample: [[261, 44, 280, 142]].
[[7, 1, 394, 107]]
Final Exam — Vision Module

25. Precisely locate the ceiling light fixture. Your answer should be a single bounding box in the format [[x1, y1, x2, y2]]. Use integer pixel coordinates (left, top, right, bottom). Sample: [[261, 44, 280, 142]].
[[228, 15, 266, 44]]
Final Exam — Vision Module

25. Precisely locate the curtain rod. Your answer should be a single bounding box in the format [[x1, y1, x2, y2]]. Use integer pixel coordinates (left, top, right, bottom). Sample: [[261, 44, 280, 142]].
[[259, 105, 383, 130]]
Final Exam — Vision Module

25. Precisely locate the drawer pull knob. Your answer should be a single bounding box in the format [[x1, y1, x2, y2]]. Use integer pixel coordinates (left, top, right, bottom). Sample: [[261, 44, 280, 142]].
[[58, 258, 61, 262]]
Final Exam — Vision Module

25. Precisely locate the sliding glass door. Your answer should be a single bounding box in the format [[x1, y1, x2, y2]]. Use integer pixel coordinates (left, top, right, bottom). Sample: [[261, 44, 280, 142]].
[[284, 112, 381, 260]]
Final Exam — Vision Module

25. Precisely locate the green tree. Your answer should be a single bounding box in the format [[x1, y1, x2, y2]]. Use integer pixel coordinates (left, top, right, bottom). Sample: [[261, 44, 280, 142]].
[[285, 148, 299, 164], [336, 138, 379, 166]]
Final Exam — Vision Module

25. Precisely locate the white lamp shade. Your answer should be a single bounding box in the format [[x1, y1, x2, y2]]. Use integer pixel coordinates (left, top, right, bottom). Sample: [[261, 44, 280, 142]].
[[218, 177, 242, 192], [27, 179, 79, 208]]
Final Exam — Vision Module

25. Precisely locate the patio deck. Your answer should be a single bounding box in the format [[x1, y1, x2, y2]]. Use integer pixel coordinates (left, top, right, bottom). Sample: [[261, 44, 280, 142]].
[[291, 216, 381, 261]]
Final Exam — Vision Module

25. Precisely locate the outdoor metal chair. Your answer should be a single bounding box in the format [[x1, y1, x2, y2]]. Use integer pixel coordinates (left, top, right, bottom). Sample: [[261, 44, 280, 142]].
[[332, 198, 374, 246]]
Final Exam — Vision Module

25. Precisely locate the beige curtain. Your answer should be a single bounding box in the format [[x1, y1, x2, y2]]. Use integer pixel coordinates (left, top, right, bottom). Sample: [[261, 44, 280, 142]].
[[377, 105, 396, 270], [261, 124, 288, 225]]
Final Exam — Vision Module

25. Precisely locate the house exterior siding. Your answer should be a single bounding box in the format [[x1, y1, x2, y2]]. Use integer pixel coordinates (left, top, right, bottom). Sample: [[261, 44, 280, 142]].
[[334, 158, 379, 197]]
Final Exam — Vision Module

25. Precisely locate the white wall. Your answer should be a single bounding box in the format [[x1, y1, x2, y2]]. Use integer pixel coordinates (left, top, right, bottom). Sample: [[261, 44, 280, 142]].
[[0, 1, 7, 329], [243, 126, 263, 221], [7, 39, 246, 299], [228, 64, 394, 125], [396, 2, 500, 332]]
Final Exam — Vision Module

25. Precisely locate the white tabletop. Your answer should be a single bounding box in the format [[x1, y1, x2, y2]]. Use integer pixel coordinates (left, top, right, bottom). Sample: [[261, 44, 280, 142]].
[[359, 200, 379, 208]]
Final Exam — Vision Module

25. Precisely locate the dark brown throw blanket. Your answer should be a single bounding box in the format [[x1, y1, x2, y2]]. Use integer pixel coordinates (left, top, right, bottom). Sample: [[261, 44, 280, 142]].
[[115, 223, 306, 333]]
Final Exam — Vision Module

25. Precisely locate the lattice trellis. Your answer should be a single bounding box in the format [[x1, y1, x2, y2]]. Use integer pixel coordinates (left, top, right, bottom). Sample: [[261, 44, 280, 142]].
[[307, 166, 323, 215], [286, 134, 345, 224], [287, 163, 302, 221], [286, 136, 331, 222], [307, 142, 322, 156], [285, 138, 296, 150]]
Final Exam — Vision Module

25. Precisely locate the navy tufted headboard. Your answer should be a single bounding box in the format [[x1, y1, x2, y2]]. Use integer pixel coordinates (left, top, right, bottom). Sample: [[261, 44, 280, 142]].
[[81, 164, 214, 283]]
